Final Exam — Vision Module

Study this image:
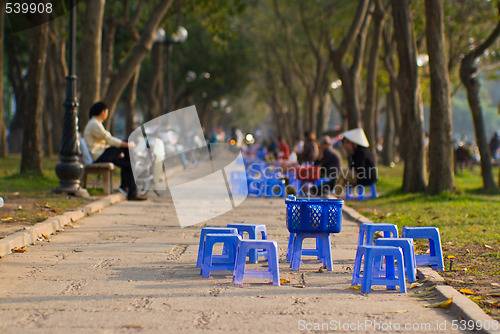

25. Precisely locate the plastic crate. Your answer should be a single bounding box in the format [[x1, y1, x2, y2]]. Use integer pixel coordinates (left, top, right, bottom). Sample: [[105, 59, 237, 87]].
[[285, 195, 343, 233]]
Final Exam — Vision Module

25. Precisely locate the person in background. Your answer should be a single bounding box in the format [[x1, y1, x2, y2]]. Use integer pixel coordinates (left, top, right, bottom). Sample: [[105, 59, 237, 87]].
[[298, 131, 319, 164], [309, 136, 342, 197], [278, 137, 290, 160], [490, 131, 500, 160], [293, 136, 304, 156], [335, 128, 377, 197], [84, 101, 146, 201]]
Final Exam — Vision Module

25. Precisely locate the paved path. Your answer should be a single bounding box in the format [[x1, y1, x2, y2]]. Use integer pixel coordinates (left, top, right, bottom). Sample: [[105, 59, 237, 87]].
[[0, 196, 477, 333]]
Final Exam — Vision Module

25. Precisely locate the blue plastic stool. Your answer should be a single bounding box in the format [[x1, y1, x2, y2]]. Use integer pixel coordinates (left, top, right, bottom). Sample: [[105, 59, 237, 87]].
[[286, 233, 323, 262], [357, 223, 398, 246], [290, 232, 332, 271], [229, 170, 248, 196], [196, 227, 238, 268], [233, 239, 280, 286], [375, 238, 417, 282], [264, 178, 286, 198], [201, 233, 241, 278], [227, 223, 267, 263], [345, 184, 377, 201], [401, 227, 444, 270], [351, 245, 407, 293]]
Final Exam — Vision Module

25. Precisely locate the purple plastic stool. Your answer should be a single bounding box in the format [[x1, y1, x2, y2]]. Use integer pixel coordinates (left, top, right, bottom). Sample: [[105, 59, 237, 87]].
[[227, 223, 267, 263], [233, 239, 280, 286]]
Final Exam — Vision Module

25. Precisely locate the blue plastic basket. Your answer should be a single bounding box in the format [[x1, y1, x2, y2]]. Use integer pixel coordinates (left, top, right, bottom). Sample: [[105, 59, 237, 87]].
[[285, 196, 343, 233]]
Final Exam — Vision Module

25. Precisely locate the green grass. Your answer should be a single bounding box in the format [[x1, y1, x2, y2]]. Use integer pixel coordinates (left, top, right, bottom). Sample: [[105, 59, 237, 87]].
[[347, 165, 500, 246]]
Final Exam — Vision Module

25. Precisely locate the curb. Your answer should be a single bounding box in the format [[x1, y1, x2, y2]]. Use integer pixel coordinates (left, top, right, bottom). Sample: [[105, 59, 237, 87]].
[[342, 204, 500, 334], [0, 193, 125, 258]]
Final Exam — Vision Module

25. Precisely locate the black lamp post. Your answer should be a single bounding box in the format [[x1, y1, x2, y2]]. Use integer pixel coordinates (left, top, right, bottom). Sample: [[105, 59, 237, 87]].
[[154, 26, 188, 113], [54, 0, 88, 197]]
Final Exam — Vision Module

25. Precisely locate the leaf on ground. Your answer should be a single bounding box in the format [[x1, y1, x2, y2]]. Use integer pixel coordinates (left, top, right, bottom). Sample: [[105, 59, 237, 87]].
[[12, 246, 27, 253], [349, 285, 361, 290], [447, 255, 455, 259], [459, 288, 476, 295], [317, 265, 327, 273], [409, 282, 424, 289], [424, 297, 452, 308], [412, 286, 436, 297], [280, 279, 290, 284], [385, 310, 408, 314], [43, 203, 50, 208], [292, 285, 305, 288], [1, 217, 13, 222], [482, 244, 493, 249], [17, 206, 23, 210]]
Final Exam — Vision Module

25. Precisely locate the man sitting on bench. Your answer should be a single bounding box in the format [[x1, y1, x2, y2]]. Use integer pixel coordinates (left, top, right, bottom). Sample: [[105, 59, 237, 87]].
[[83, 101, 146, 201]]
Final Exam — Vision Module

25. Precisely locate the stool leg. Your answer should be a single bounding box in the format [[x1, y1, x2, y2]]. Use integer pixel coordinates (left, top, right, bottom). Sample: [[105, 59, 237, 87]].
[[316, 238, 323, 262], [320, 235, 333, 271], [358, 185, 364, 201], [396, 252, 407, 293], [233, 243, 246, 285], [268, 243, 280, 286], [385, 254, 396, 290], [291, 235, 304, 271], [201, 239, 216, 278], [287, 233, 295, 261], [247, 230, 258, 264], [361, 250, 374, 293], [196, 233, 206, 268], [351, 249, 364, 286]]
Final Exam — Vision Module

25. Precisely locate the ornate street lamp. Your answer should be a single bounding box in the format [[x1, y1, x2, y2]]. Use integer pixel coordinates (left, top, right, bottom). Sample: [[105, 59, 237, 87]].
[[54, 0, 88, 197], [154, 26, 188, 113]]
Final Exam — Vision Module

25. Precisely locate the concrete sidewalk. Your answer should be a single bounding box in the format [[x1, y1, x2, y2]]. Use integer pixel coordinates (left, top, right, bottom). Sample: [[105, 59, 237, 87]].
[[0, 195, 497, 333]]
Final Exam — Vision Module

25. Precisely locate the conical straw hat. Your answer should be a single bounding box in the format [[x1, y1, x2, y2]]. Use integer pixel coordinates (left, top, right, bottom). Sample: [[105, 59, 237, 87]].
[[342, 128, 369, 147]]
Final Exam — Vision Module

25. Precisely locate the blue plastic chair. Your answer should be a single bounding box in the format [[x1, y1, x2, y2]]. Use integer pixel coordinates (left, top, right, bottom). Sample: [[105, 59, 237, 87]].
[[290, 232, 332, 271]]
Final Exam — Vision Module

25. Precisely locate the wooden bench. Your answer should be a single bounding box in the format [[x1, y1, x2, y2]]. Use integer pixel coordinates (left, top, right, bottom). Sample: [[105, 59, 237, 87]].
[[82, 163, 115, 195]]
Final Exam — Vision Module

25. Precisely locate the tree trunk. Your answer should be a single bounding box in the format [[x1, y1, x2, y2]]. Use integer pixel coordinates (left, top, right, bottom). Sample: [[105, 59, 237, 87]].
[[45, 35, 67, 154], [382, 94, 395, 165], [78, 0, 105, 129], [458, 1, 500, 190], [125, 67, 140, 137], [425, 0, 454, 194], [147, 42, 164, 120], [391, 0, 427, 192], [21, 22, 49, 175], [363, 0, 386, 164], [0, 9, 6, 156], [43, 108, 53, 157], [101, 18, 116, 98], [329, 0, 371, 130], [104, 0, 174, 128]]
